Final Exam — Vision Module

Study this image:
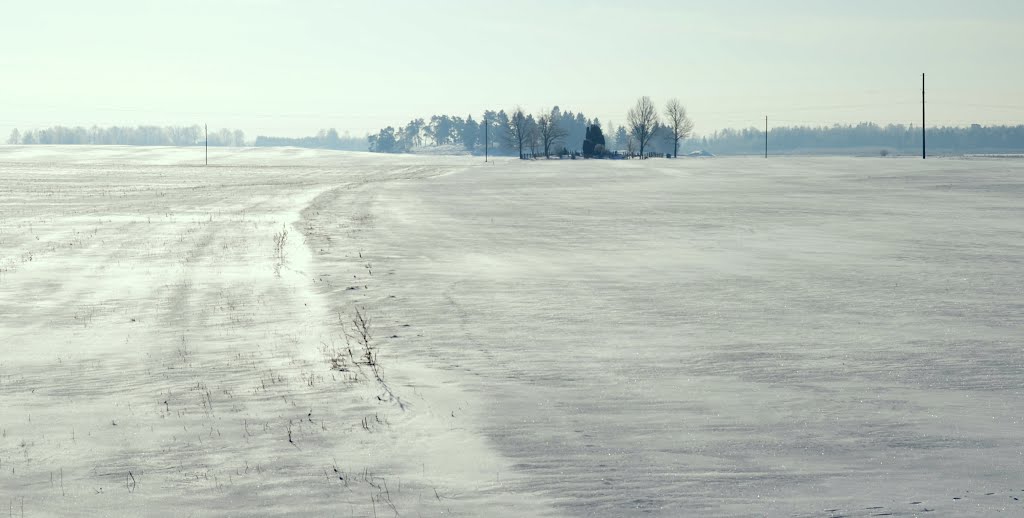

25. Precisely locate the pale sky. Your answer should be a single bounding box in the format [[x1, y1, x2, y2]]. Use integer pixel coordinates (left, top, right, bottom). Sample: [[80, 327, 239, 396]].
[[2, 0, 1023, 138]]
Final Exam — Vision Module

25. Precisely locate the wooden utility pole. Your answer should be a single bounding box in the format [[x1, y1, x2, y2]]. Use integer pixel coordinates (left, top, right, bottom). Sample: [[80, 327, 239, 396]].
[[484, 116, 488, 163], [921, 73, 926, 159], [205, 123, 208, 166], [765, 116, 768, 158]]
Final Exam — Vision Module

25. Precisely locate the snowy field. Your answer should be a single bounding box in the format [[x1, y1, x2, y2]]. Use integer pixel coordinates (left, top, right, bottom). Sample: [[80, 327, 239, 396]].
[[1, 146, 1022, 517]]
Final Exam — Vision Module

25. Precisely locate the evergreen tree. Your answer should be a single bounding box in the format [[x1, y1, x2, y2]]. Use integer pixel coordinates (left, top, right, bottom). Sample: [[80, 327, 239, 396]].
[[369, 127, 398, 153], [616, 127, 629, 151], [582, 122, 605, 157], [495, 110, 513, 154], [462, 115, 479, 152]]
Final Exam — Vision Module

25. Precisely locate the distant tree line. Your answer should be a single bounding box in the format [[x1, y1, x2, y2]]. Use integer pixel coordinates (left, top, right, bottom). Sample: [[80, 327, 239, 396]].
[[368, 97, 695, 159], [253, 128, 367, 151], [685, 123, 1024, 156], [6, 125, 370, 151], [14, 118, 1014, 156], [7, 125, 245, 146]]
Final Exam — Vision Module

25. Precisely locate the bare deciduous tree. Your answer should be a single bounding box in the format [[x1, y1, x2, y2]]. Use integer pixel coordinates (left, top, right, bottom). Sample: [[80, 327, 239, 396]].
[[627, 96, 659, 159], [527, 114, 540, 157], [508, 107, 534, 159], [664, 99, 694, 158], [536, 108, 568, 158]]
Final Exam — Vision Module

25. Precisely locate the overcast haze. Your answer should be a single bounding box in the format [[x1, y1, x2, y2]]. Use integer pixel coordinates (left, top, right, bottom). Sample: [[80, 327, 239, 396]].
[[2, 0, 1023, 138]]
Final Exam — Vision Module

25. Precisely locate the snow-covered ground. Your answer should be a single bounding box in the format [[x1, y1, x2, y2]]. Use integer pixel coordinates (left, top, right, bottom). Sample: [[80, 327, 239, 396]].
[[1, 146, 1022, 517]]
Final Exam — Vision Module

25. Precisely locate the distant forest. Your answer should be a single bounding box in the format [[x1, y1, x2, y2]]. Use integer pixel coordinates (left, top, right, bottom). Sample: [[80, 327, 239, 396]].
[[252, 128, 366, 151], [691, 123, 1024, 156], [8, 121, 1023, 156], [5, 125, 368, 152], [7, 125, 246, 147]]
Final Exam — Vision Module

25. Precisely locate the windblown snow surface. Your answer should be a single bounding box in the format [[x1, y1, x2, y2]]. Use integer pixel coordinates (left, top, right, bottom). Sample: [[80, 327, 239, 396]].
[[1, 146, 1021, 517]]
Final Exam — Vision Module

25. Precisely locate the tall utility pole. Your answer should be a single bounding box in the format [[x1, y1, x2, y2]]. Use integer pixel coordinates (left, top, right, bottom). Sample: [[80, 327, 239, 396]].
[[205, 123, 209, 166], [764, 116, 768, 158], [921, 73, 926, 159], [484, 116, 488, 163]]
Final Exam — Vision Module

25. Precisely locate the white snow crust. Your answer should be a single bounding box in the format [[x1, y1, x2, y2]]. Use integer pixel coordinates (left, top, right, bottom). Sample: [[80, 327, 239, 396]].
[[1, 146, 1021, 517]]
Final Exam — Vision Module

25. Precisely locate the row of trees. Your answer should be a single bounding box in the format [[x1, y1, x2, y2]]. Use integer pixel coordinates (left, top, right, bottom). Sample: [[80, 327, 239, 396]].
[[368, 97, 695, 159], [7, 125, 246, 147], [626, 97, 695, 158], [500, 107, 603, 158], [685, 123, 1024, 155], [368, 108, 596, 156]]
